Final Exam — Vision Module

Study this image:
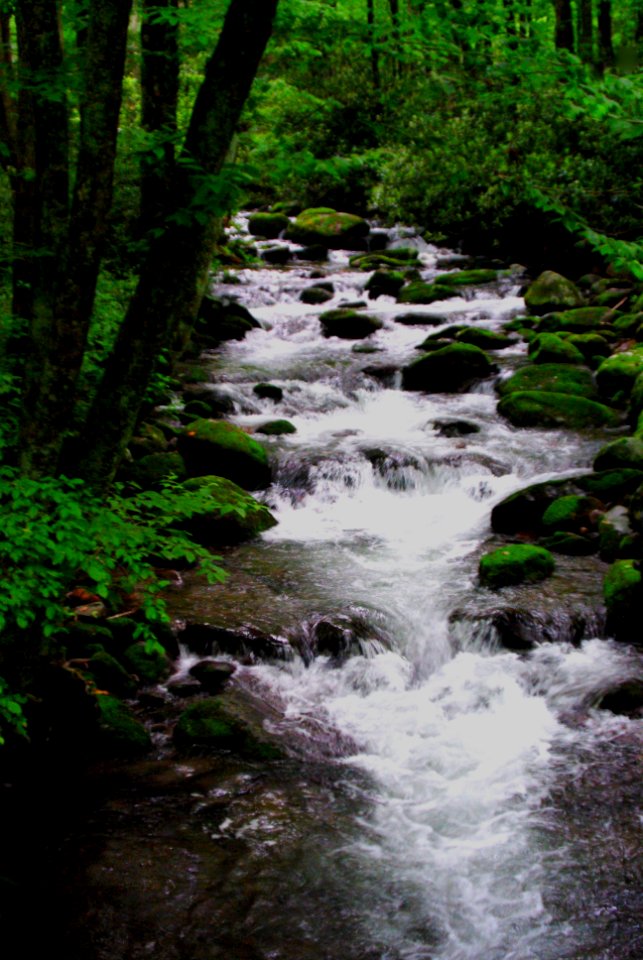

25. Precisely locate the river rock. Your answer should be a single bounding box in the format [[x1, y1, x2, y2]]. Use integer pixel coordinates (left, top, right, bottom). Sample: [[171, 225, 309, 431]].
[[524, 271, 584, 315], [247, 211, 289, 239], [179, 622, 292, 662], [397, 281, 458, 305], [455, 327, 517, 350], [96, 695, 152, 756], [541, 494, 604, 534], [293, 613, 389, 663], [285, 208, 370, 249], [598, 505, 635, 561], [432, 268, 498, 286], [300, 285, 334, 304], [255, 419, 297, 435], [125, 451, 188, 490], [565, 333, 612, 367], [260, 245, 291, 265], [123, 642, 174, 685], [196, 296, 261, 346], [603, 558, 643, 642], [188, 660, 237, 693], [394, 311, 450, 326], [364, 269, 405, 299], [178, 476, 277, 545], [496, 363, 598, 399], [319, 308, 382, 339], [540, 531, 598, 555], [254, 382, 283, 401], [594, 436, 643, 473], [596, 347, 643, 405], [432, 419, 480, 437], [178, 419, 272, 489], [596, 679, 643, 716], [497, 391, 621, 429], [402, 343, 494, 393], [479, 544, 555, 588], [528, 332, 585, 365], [535, 306, 614, 333], [173, 697, 282, 758]]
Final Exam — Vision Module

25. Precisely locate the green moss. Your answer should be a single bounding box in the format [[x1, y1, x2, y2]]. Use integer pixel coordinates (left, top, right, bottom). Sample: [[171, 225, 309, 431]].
[[123, 642, 173, 685], [565, 333, 611, 367], [479, 544, 555, 588], [96, 695, 152, 756], [319, 308, 382, 339], [524, 271, 583, 315], [255, 419, 297, 435], [397, 281, 458, 304], [173, 697, 282, 759], [285, 209, 369, 248], [498, 391, 621, 429], [127, 452, 187, 489], [596, 347, 643, 405], [528, 332, 585, 365], [180, 475, 277, 545], [455, 327, 516, 350], [87, 650, 137, 697], [247, 212, 289, 239], [541, 494, 601, 532], [535, 306, 614, 333], [594, 436, 643, 472], [497, 363, 597, 399], [364, 269, 406, 298], [402, 343, 493, 393], [350, 250, 419, 270], [432, 268, 498, 286], [541, 532, 597, 555], [178, 419, 271, 490], [603, 559, 643, 640]]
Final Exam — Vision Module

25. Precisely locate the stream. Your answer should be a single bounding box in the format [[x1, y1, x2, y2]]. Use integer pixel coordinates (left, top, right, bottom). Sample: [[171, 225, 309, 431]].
[[56, 222, 642, 960]]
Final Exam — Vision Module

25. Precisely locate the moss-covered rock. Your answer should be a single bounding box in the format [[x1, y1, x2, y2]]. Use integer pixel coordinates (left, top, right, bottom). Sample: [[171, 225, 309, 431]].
[[496, 363, 598, 399], [541, 531, 597, 555], [247, 211, 289, 239], [178, 419, 271, 489], [402, 343, 494, 393], [479, 544, 555, 588], [524, 271, 584, 315], [565, 333, 612, 367], [497, 391, 621, 429], [173, 697, 282, 758], [350, 249, 419, 270], [397, 281, 458, 305], [596, 347, 643, 405], [285, 208, 369, 249], [299, 285, 334, 305], [123, 642, 173, 685], [179, 475, 277, 545], [528, 332, 585, 365], [87, 649, 137, 697], [535, 306, 614, 333], [96, 695, 152, 756], [628, 372, 643, 425], [432, 268, 498, 286], [598, 506, 634, 561], [541, 494, 603, 533], [364, 269, 406, 299], [594, 436, 643, 472], [394, 312, 450, 326], [603, 559, 643, 642], [319, 308, 382, 339], [127, 452, 187, 490], [255, 419, 297, 436], [455, 327, 517, 350], [196, 297, 261, 346]]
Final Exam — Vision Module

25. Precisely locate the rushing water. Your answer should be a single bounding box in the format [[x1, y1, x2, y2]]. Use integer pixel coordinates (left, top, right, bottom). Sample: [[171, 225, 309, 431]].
[[60, 223, 642, 960]]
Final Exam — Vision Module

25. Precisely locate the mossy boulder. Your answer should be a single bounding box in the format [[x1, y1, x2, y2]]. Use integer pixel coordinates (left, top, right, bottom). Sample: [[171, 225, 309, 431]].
[[603, 559, 643, 642], [253, 382, 283, 402], [255, 419, 297, 436], [596, 347, 643, 405], [479, 544, 555, 588], [599, 506, 634, 561], [319, 308, 382, 339], [496, 363, 598, 400], [178, 419, 271, 489], [350, 249, 419, 270], [300, 285, 334, 305], [535, 306, 614, 333], [594, 436, 643, 472], [196, 297, 261, 346], [497, 391, 621, 429], [432, 268, 498, 286], [123, 642, 173, 685], [126, 452, 187, 490], [86, 649, 137, 698], [96, 695, 152, 756], [566, 333, 612, 367], [402, 343, 494, 393], [173, 697, 282, 758], [629, 372, 643, 425], [397, 281, 458, 305], [524, 271, 584, 315], [364, 269, 406, 299], [394, 311, 450, 326], [455, 327, 517, 350], [179, 475, 277, 545], [541, 531, 597, 555], [528, 332, 585, 365], [247, 211, 289, 239], [541, 494, 603, 534], [285, 208, 369, 249]]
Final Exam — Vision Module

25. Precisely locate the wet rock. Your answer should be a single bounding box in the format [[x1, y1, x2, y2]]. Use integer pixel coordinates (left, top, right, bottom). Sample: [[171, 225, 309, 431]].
[[596, 679, 643, 716], [253, 382, 283, 401], [535, 306, 614, 333], [178, 419, 272, 489], [604, 559, 643, 642], [394, 311, 450, 326], [540, 531, 598, 555], [179, 622, 293, 662], [479, 544, 555, 588], [319, 308, 382, 340], [524, 271, 584, 315], [397, 281, 458, 305], [293, 244, 329, 262], [285, 208, 370, 249], [402, 343, 494, 393], [364, 269, 405, 299], [449, 607, 595, 651], [178, 476, 277, 545], [182, 385, 235, 417], [432, 268, 498, 286], [596, 347, 643, 405], [260, 245, 291, 265], [541, 494, 604, 534], [123, 642, 174, 686], [255, 419, 297, 436], [431, 419, 481, 437], [565, 333, 612, 367], [87, 649, 137, 698], [247, 212, 288, 239], [497, 391, 621, 429], [594, 436, 643, 473], [598, 505, 633, 561], [455, 327, 517, 350], [188, 660, 237, 693], [96, 695, 152, 756], [196, 296, 261, 346], [496, 362, 598, 399], [300, 285, 334, 304], [125, 452, 187, 490], [293, 613, 389, 663], [173, 697, 282, 758], [528, 332, 586, 365]]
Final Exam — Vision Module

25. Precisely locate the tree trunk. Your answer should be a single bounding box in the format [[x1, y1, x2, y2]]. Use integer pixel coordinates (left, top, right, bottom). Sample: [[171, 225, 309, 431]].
[[598, 0, 614, 69], [71, 0, 279, 487], [140, 0, 180, 238], [18, 0, 133, 478], [577, 0, 593, 63], [366, 0, 381, 90], [554, 0, 574, 51]]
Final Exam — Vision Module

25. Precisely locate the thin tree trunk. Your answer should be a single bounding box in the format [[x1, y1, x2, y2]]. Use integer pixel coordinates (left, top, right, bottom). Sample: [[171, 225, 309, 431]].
[[598, 0, 614, 68], [72, 0, 279, 487], [140, 0, 180, 238], [366, 0, 380, 90], [577, 0, 593, 63], [554, 0, 574, 51]]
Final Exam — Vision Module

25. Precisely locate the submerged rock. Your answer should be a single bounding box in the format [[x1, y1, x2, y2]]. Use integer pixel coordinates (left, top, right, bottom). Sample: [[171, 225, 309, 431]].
[[319, 308, 382, 339], [402, 343, 494, 393]]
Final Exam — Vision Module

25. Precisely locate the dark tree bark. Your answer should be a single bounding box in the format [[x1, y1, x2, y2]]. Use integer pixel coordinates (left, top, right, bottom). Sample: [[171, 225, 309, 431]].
[[366, 0, 381, 90], [71, 0, 279, 487], [554, 0, 575, 51], [577, 0, 594, 63], [18, 0, 133, 478], [140, 0, 180, 238], [598, 0, 615, 68]]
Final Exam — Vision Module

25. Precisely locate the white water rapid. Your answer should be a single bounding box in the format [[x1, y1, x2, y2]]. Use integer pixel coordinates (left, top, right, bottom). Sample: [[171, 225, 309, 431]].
[[177, 222, 642, 960]]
